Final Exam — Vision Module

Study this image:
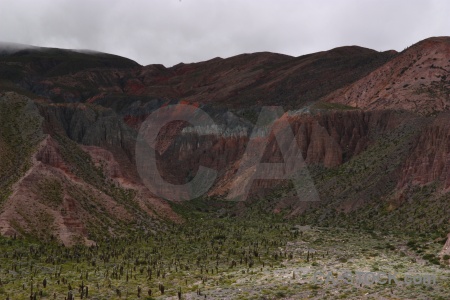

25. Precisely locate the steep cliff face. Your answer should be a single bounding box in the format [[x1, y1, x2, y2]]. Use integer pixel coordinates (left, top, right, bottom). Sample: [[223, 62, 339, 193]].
[[398, 112, 450, 189], [289, 110, 372, 167], [155, 110, 408, 201]]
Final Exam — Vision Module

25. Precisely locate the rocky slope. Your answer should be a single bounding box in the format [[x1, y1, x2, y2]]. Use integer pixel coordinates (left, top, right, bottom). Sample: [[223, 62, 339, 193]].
[[324, 37, 450, 114], [0, 92, 178, 245]]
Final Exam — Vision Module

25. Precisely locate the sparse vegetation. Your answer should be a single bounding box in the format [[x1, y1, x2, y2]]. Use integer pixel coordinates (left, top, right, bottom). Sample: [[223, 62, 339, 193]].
[[0, 208, 448, 299]]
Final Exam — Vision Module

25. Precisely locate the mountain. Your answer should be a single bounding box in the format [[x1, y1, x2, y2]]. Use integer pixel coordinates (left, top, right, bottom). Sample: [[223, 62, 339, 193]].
[[0, 92, 178, 246], [1, 38, 450, 251], [323, 37, 450, 114]]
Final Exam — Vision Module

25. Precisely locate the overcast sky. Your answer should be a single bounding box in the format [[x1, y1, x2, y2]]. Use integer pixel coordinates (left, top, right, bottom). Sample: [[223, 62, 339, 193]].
[[0, 0, 449, 67]]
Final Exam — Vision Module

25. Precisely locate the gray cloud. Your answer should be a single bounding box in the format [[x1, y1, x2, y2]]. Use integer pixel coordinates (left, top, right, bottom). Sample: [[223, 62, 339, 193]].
[[0, 0, 449, 66]]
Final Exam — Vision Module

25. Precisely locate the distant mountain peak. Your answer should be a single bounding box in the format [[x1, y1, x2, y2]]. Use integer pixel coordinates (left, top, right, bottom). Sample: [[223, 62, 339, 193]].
[[0, 41, 39, 54]]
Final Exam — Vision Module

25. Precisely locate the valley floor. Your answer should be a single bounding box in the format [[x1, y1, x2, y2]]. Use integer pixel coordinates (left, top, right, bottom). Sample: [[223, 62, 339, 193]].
[[0, 213, 448, 300]]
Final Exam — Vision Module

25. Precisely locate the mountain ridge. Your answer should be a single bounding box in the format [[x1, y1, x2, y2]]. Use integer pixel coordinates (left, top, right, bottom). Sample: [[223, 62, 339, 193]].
[[1, 37, 450, 249]]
